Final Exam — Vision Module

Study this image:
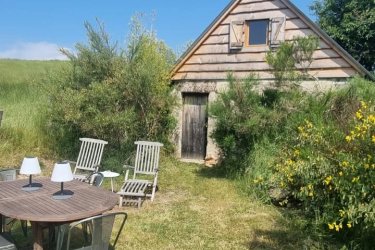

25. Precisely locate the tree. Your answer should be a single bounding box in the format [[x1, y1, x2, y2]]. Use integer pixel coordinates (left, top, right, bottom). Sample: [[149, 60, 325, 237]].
[[311, 0, 375, 71]]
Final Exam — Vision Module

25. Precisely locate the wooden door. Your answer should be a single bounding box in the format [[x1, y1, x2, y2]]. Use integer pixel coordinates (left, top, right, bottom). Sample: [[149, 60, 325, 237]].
[[182, 94, 208, 159]]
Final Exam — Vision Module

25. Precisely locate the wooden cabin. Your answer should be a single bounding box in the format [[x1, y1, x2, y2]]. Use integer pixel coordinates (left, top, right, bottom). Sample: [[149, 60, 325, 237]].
[[171, 0, 372, 162]]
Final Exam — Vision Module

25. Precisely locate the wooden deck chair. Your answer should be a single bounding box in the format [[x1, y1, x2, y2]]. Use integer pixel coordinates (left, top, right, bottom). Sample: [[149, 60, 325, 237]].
[[70, 138, 108, 182], [117, 141, 163, 208]]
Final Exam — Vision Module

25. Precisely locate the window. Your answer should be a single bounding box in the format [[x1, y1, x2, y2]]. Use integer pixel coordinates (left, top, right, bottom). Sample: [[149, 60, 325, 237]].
[[247, 19, 269, 46]]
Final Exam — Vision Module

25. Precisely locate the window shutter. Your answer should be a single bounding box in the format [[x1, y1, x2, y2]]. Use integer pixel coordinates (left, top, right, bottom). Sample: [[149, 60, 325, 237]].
[[229, 21, 244, 49], [270, 17, 286, 48]]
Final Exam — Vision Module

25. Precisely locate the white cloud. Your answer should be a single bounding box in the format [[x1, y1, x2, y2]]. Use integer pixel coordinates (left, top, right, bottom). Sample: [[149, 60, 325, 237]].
[[0, 42, 69, 60]]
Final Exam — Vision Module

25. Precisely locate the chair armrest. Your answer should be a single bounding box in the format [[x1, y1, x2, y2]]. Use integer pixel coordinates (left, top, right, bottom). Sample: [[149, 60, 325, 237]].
[[123, 165, 135, 169], [122, 165, 134, 182], [93, 164, 101, 172]]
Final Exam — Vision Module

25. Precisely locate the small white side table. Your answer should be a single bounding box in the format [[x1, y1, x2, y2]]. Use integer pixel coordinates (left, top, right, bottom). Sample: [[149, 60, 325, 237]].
[[100, 170, 120, 192]]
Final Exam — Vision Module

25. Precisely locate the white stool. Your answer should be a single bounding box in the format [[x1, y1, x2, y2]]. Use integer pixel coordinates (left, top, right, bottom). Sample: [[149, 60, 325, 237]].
[[100, 171, 120, 192]]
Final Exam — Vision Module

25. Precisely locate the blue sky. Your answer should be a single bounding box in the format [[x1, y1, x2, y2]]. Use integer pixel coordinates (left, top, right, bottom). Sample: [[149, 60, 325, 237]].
[[0, 0, 315, 60]]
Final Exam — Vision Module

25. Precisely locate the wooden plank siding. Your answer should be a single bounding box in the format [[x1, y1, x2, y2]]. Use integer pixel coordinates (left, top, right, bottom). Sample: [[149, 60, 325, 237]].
[[172, 0, 359, 81], [179, 58, 351, 72], [232, 0, 287, 14], [173, 68, 357, 81], [186, 50, 341, 64]]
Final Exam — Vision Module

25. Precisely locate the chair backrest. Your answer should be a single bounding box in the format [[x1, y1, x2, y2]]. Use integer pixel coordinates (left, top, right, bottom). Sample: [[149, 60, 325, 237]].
[[59, 212, 127, 250], [75, 138, 108, 172], [133, 141, 163, 176], [0, 169, 16, 181], [89, 172, 104, 187]]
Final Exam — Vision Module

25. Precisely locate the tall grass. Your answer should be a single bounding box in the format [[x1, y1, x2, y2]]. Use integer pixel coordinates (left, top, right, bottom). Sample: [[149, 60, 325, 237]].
[[0, 59, 65, 166]]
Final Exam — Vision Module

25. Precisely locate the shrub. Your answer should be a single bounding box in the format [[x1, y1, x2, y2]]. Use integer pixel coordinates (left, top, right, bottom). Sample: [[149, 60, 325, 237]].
[[266, 35, 319, 87], [251, 79, 375, 247], [209, 74, 286, 175], [45, 18, 176, 159], [212, 74, 375, 246], [269, 100, 375, 246]]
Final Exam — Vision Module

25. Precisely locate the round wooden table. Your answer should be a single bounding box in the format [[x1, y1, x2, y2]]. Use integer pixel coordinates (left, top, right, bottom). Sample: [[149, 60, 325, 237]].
[[0, 177, 118, 250]]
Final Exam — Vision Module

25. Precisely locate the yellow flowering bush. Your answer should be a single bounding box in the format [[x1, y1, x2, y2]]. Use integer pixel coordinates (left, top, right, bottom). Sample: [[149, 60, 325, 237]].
[[267, 101, 375, 240]]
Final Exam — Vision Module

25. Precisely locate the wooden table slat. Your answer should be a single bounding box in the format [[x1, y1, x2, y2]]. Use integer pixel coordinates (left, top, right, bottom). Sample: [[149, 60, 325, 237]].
[[0, 177, 118, 222], [0, 177, 118, 250]]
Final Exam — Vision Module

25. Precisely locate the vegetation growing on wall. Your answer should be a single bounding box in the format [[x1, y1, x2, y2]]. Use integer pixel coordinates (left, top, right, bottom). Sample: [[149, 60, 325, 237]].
[[211, 34, 322, 174], [45, 18, 176, 160], [209, 74, 288, 175], [266, 35, 319, 87]]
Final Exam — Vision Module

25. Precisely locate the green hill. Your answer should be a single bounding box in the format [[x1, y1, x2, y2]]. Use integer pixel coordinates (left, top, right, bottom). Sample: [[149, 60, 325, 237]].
[[0, 59, 66, 165]]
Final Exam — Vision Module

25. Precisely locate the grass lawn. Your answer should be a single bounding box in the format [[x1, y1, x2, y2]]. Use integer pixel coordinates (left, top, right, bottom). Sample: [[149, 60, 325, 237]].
[[111, 157, 325, 250]]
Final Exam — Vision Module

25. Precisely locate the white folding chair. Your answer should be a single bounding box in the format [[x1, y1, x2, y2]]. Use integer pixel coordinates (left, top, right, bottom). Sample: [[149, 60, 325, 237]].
[[71, 138, 108, 182], [117, 141, 163, 208]]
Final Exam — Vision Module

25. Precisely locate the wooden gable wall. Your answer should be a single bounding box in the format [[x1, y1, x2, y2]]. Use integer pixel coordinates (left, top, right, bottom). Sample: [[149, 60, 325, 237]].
[[172, 0, 359, 81]]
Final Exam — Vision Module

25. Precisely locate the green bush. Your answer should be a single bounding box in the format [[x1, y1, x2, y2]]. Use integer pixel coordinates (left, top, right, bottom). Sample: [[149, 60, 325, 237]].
[[209, 73, 324, 176], [211, 74, 375, 247], [45, 19, 176, 161], [249, 78, 375, 247], [209, 74, 288, 175], [270, 99, 374, 242]]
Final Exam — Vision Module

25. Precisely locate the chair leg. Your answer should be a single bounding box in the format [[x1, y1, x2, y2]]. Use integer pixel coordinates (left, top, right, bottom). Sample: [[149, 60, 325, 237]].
[[55, 224, 68, 250], [82, 221, 90, 244], [47, 225, 56, 250], [137, 197, 141, 209], [0, 214, 3, 233], [151, 186, 156, 202], [119, 196, 123, 208]]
